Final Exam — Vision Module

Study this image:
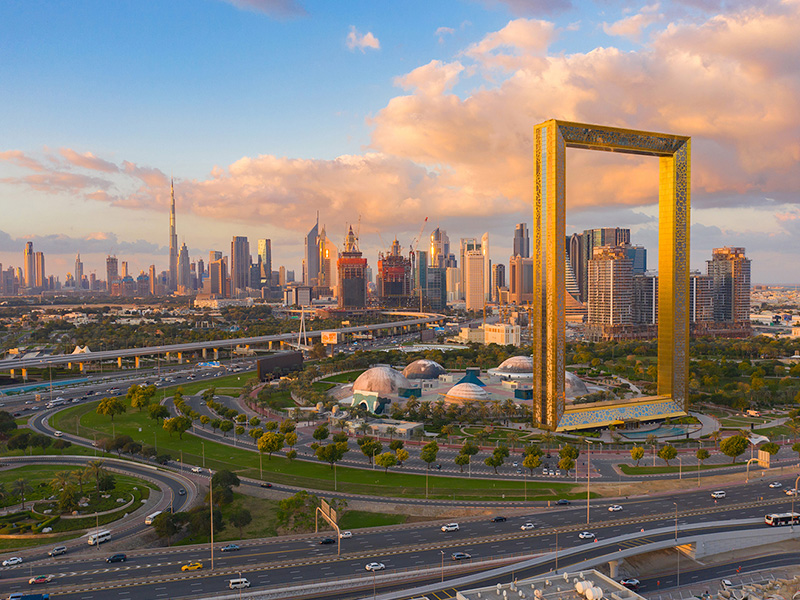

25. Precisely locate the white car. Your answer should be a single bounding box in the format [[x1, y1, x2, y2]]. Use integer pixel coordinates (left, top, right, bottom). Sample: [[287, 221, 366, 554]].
[[191, 466, 203, 474], [340, 531, 352, 538], [711, 491, 726, 499], [365, 562, 385, 571], [441, 523, 459, 532], [769, 482, 783, 489], [3, 556, 23, 566], [520, 522, 535, 531], [54, 431, 63, 437], [608, 505, 623, 512], [785, 488, 798, 496], [579, 531, 595, 539]]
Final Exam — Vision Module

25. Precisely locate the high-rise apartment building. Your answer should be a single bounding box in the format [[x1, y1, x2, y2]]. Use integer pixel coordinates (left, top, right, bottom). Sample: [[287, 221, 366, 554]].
[[632, 273, 658, 324], [481, 232, 491, 302], [106, 256, 119, 292], [317, 226, 338, 293], [34, 252, 46, 289], [377, 238, 412, 307], [568, 228, 631, 302], [689, 272, 714, 323], [209, 250, 222, 265], [120, 261, 129, 278], [425, 266, 447, 311], [304, 214, 320, 287], [707, 246, 751, 324], [460, 238, 482, 301], [446, 266, 460, 302], [149, 265, 157, 296], [587, 246, 633, 327], [508, 256, 534, 305], [414, 250, 428, 301], [23, 241, 34, 289], [512, 223, 529, 258], [177, 243, 191, 293], [230, 236, 250, 296], [257, 239, 272, 287], [464, 249, 484, 311], [209, 258, 228, 298], [492, 263, 506, 302], [430, 228, 450, 268], [337, 226, 367, 309], [624, 245, 647, 275]]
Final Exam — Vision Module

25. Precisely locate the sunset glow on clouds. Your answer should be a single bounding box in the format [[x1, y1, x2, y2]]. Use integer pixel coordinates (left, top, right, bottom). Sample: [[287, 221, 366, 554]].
[[0, 0, 798, 281]]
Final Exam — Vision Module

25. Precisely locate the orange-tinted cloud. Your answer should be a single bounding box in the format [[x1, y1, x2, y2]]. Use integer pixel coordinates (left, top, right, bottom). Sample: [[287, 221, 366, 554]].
[[346, 26, 380, 52], [59, 148, 119, 173], [0, 150, 45, 172]]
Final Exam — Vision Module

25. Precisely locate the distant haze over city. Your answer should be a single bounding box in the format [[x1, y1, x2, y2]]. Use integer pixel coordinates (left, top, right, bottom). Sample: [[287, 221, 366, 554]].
[[1, 1, 798, 283]]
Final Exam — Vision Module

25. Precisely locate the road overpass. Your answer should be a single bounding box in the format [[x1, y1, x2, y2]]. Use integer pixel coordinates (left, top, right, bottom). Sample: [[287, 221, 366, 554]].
[[0, 311, 445, 377]]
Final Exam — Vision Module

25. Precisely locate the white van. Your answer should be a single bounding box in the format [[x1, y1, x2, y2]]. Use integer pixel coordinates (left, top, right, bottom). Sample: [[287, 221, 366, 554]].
[[88, 530, 112, 545], [229, 578, 251, 589], [711, 490, 726, 499]]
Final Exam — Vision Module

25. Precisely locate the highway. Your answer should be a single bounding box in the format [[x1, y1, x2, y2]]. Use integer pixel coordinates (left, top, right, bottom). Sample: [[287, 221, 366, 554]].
[[1, 478, 798, 599], [0, 311, 444, 371]]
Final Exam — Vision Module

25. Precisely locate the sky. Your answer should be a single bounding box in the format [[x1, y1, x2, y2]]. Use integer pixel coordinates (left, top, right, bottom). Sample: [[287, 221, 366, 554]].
[[1, 0, 799, 284]]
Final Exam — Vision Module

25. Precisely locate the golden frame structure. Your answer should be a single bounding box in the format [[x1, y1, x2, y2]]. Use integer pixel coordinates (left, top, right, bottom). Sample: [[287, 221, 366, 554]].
[[532, 120, 691, 430]]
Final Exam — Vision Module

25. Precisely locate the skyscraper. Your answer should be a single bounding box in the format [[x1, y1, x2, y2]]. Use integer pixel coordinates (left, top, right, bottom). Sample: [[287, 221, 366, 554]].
[[257, 239, 272, 287], [120, 261, 129, 278], [481, 232, 490, 302], [512, 223, 529, 258], [209, 258, 228, 298], [492, 263, 505, 302], [149, 264, 157, 296], [230, 236, 250, 296], [317, 226, 338, 292], [430, 228, 450, 268], [337, 226, 367, 308], [23, 241, 34, 289], [74, 254, 83, 289], [304, 213, 320, 287], [587, 246, 633, 328], [568, 228, 631, 302], [508, 255, 534, 305], [377, 238, 412, 307], [464, 249, 484, 311], [34, 252, 46, 289], [106, 256, 118, 292], [707, 246, 751, 324], [460, 237, 481, 301], [177, 243, 191, 293], [168, 179, 178, 292]]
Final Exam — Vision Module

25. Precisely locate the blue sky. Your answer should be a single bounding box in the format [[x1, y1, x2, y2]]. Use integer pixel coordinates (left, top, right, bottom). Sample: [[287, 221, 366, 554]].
[[1, 0, 799, 283]]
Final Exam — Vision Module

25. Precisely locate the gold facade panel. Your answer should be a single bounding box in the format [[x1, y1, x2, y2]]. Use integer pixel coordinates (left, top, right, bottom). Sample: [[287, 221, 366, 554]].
[[533, 119, 690, 431]]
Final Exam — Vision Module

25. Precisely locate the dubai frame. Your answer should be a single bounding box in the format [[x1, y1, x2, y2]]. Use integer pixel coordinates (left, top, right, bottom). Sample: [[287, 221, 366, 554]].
[[532, 120, 690, 431]]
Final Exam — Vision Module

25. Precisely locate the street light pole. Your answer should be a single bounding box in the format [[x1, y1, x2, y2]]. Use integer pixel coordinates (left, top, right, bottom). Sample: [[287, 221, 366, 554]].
[[210, 470, 215, 570], [440, 550, 444, 582], [201, 441, 205, 468], [678, 456, 682, 480], [674, 502, 680, 587], [585, 440, 593, 525]]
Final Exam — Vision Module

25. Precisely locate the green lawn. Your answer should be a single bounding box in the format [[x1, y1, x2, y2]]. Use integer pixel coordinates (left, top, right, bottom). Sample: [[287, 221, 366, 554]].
[[0, 533, 76, 551], [164, 372, 257, 397], [312, 381, 336, 392], [176, 492, 280, 545], [50, 399, 585, 501], [619, 462, 735, 475]]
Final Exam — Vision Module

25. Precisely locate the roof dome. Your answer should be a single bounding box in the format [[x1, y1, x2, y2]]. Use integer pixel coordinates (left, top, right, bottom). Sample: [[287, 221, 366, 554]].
[[565, 371, 589, 398], [352, 366, 412, 396], [443, 382, 490, 403], [496, 355, 533, 374], [403, 359, 446, 380]]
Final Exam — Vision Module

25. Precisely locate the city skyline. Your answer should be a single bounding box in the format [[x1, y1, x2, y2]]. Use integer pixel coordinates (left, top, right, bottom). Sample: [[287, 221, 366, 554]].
[[1, 1, 799, 282]]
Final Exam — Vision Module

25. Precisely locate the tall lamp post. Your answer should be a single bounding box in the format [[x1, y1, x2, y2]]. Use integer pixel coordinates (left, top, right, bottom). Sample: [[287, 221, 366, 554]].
[[440, 550, 445, 582], [585, 440, 593, 525], [678, 456, 682, 480], [673, 502, 680, 587]]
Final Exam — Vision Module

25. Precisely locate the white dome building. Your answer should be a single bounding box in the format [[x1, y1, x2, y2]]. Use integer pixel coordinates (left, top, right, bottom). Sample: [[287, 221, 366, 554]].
[[352, 365, 412, 395], [488, 355, 589, 399], [565, 371, 589, 398], [402, 359, 446, 380], [441, 382, 491, 404]]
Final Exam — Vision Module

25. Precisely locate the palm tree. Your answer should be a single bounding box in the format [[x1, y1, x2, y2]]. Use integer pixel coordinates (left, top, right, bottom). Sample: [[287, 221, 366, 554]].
[[74, 468, 88, 496], [385, 426, 397, 440], [357, 422, 370, 435], [12, 479, 29, 509], [440, 425, 453, 444], [541, 431, 555, 455], [506, 431, 521, 451], [50, 471, 74, 494], [85, 460, 105, 496]]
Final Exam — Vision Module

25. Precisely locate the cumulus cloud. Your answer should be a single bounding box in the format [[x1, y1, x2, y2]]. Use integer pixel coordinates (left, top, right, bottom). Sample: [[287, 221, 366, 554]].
[[394, 60, 466, 96], [463, 18, 556, 71], [218, 0, 306, 18], [603, 4, 664, 41], [346, 26, 380, 52]]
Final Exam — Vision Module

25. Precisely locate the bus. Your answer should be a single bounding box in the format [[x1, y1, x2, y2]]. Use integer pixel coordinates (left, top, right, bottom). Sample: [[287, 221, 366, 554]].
[[764, 512, 800, 526], [145, 511, 163, 525], [88, 530, 112, 545]]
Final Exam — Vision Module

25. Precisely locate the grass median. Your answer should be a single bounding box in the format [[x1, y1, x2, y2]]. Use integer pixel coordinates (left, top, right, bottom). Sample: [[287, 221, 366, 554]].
[[618, 462, 734, 475], [51, 400, 588, 501]]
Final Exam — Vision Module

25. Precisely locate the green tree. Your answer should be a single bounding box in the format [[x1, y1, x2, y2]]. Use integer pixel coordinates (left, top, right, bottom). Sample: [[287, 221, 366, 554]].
[[484, 453, 503, 474], [249, 416, 261, 428], [152, 511, 183, 545], [210, 418, 221, 434], [375, 452, 398, 473], [85, 460, 106, 496], [264, 420, 278, 432], [658, 443, 677, 466], [559, 444, 580, 461], [792, 441, 800, 459], [558, 456, 575, 472], [148, 403, 169, 422], [720, 435, 748, 463], [163, 416, 192, 439], [313, 425, 329, 441], [257, 431, 285, 459], [315, 441, 349, 469], [357, 436, 383, 465], [455, 453, 470, 473], [199, 415, 211, 428], [279, 420, 296, 434], [57, 484, 80, 513], [50, 470, 74, 494], [395, 447, 409, 465], [219, 420, 234, 437], [761, 442, 780, 455], [523, 452, 541, 474], [420, 440, 439, 469], [228, 506, 252, 537], [696, 448, 710, 465], [212, 470, 241, 491], [389, 439, 404, 452], [235, 425, 246, 438], [12, 478, 30, 509], [96, 397, 127, 421], [630, 446, 645, 467]]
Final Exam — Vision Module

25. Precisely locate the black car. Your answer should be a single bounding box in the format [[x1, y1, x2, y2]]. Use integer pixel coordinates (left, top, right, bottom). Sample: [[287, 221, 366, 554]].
[[491, 516, 507, 522], [260, 482, 273, 488], [451, 552, 472, 561], [319, 537, 336, 545], [556, 499, 571, 505], [106, 554, 127, 563]]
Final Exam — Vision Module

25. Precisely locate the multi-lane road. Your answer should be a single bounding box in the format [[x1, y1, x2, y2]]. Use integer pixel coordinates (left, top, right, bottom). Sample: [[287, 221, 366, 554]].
[[1, 477, 797, 599]]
